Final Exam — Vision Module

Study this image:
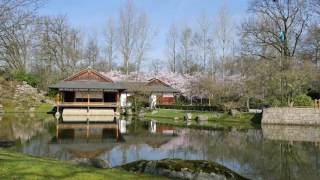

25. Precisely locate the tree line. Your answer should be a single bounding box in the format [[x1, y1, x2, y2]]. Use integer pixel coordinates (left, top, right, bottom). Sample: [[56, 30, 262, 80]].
[[0, 0, 320, 107]]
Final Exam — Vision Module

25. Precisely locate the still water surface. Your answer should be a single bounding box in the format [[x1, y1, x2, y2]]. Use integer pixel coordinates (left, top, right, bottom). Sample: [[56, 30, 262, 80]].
[[1, 114, 320, 180]]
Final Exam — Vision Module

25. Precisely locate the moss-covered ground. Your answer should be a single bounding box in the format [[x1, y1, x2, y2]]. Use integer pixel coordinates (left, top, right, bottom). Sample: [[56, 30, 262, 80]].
[[0, 150, 170, 180]]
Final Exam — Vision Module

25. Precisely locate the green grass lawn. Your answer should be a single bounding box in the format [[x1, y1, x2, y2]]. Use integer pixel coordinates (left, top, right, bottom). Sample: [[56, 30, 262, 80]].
[[145, 109, 261, 130], [0, 150, 170, 180], [4, 103, 53, 113]]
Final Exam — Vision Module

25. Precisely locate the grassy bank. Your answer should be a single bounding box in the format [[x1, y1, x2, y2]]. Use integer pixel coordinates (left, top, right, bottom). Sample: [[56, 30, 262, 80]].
[[3, 103, 53, 113], [0, 150, 169, 180], [145, 109, 261, 130]]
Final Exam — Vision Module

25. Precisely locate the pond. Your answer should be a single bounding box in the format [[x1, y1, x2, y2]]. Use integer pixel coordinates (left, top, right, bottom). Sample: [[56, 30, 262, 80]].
[[1, 113, 320, 180]]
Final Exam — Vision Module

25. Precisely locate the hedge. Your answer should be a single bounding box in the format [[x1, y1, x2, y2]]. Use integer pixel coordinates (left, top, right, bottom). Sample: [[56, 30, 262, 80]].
[[156, 104, 224, 112]]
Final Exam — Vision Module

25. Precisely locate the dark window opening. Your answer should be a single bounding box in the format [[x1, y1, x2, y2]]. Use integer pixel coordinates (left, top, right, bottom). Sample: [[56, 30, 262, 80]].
[[64, 92, 75, 102], [104, 92, 116, 102]]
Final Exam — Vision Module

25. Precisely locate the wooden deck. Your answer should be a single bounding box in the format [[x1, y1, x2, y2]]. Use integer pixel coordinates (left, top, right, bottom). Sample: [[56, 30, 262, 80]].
[[57, 102, 119, 107]]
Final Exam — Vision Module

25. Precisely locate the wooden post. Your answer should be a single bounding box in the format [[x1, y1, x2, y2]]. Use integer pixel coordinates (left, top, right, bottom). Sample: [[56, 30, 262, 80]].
[[116, 127, 119, 139], [116, 92, 119, 104], [87, 90, 90, 112], [56, 122, 59, 140], [86, 120, 89, 140]]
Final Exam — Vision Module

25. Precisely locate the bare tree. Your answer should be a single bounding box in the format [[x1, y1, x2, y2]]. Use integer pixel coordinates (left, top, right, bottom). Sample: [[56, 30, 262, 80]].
[[150, 58, 161, 76], [104, 17, 117, 71], [179, 26, 194, 74], [166, 23, 179, 73], [207, 39, 216, 77], [197, 13, 211, 71], [134, 12, 155, 73], [35, 16, 84, 78], [303, 24, 320, 66], [84, 35, 99, 68], [312, 0, 320, 15], [215, 4, 233, 82], [0, 0, 41, 72], [118, 0, 138, 75], [242, 0, 310, 60]]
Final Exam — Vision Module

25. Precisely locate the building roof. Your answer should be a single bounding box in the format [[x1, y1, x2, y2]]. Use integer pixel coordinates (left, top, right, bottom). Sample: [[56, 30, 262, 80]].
[[49, 80, 124, 91], [117, 81, 179, 93], [49, 68, 180, 93]]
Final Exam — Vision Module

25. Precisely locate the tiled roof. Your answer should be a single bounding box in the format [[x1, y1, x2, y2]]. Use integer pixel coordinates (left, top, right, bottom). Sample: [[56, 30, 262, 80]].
[[49, 80, 180, 93]]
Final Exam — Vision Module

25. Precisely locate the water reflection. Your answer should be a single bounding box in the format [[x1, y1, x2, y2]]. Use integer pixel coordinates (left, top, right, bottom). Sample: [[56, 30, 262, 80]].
[[262, 124, 320, 142], [1, 114, 320, 179]]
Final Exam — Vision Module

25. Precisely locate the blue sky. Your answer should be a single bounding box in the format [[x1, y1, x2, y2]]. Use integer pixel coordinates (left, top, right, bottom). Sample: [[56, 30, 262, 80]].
[[38, 0, 249, 68]]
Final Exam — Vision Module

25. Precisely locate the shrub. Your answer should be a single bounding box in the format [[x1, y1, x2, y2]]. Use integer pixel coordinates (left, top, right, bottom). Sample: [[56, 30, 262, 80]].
[[156, 104, 224, 112], [292, 94, 313, 107], [14, 71, 40, 87], [268, 98, 281, 107]]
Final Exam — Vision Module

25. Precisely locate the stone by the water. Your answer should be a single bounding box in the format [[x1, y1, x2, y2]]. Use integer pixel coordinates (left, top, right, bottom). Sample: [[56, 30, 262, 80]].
[[196, 115, 208, 121], [70, 158, 111, 169], [230, 109, 240, 117], [90, 158, 111, 169], [184, 113, 192, 120]]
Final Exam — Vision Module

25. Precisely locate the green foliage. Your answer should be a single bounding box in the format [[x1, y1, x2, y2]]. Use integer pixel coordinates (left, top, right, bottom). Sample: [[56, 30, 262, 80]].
[[267, 97, 282, 107], [127, 92, 148, 112], [47, 89, 58, 98], [14, 71, 40, 87], [292, 94, 313, 107]]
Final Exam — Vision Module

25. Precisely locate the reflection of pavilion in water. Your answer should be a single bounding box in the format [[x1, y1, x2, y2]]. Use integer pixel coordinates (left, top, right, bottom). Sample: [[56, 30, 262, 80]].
[[51, 116, 177, 160], [55, 116, 122, 143]]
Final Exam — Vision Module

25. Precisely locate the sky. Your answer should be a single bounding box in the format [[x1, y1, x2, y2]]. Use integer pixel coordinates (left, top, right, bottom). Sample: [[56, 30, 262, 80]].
[[38, 0, 249, 69]]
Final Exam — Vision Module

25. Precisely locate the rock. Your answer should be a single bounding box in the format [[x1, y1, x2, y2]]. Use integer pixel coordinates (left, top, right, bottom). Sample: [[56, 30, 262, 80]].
[[230, 109, 240, 117], [0, 140, 15, 148], [120, 159, 249, 180], [186, 120, 192, 126], [151, 110, 158, 115], [70, 158, 92, 166], [70, 158, 111, 169], [184, 113, 192, 121], [90, 158, 111, 169], [29, 107, 35, 112], [138, 109, 146, 118], [196, 115, 208, 121], [13, 81, 48, 109], [212, 113, 221, 118]]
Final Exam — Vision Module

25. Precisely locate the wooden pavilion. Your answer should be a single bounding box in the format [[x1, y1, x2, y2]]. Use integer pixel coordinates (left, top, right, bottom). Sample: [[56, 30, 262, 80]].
[[49, 67, 179, 115]]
